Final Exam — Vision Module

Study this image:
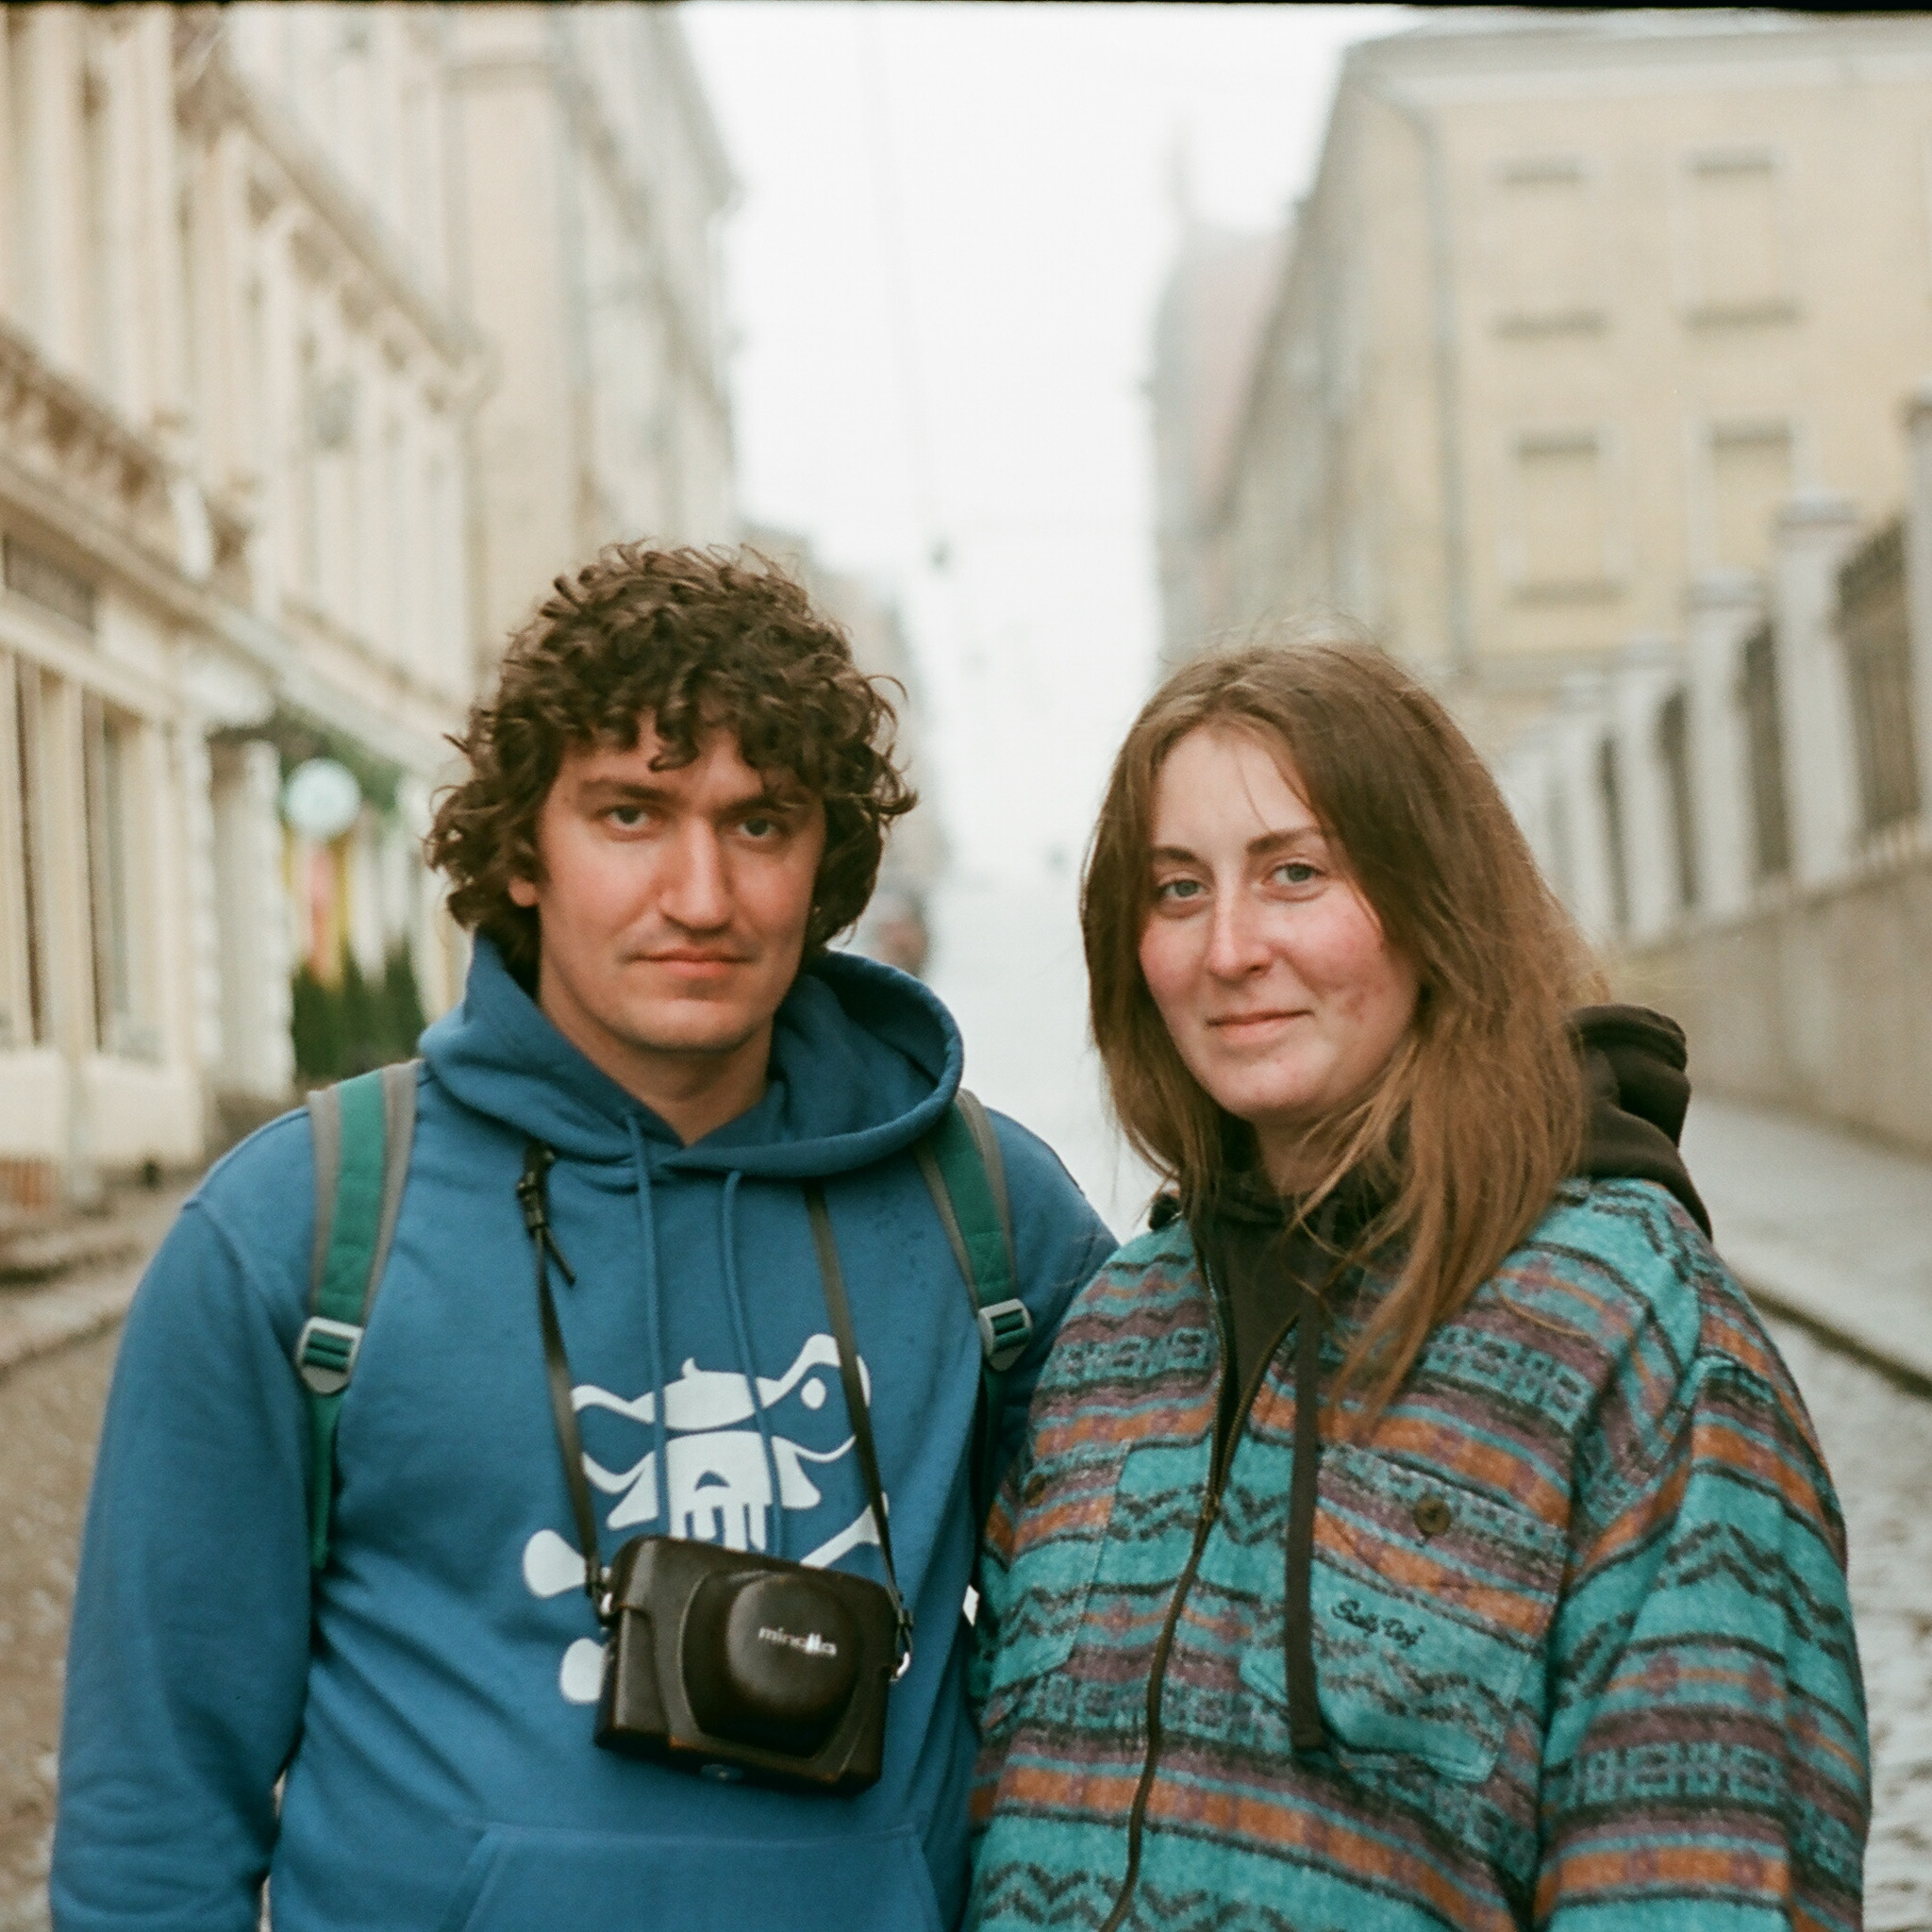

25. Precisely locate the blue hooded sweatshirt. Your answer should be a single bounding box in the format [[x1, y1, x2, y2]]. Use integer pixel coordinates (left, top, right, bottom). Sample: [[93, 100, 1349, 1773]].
[[53, 940, 1116, 1932]]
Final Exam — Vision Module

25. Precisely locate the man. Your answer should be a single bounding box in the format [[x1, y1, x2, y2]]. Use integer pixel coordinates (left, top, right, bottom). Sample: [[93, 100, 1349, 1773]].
[[53, 546, 1117, 1931]]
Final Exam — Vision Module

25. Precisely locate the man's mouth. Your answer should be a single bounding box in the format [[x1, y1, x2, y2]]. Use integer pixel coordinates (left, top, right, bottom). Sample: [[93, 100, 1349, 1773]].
[[634, 950, 752, 974]]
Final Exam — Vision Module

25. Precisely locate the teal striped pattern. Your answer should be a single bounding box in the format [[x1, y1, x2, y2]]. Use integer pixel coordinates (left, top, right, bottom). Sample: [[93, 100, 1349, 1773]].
[[968, 1179, 1869, 1931]]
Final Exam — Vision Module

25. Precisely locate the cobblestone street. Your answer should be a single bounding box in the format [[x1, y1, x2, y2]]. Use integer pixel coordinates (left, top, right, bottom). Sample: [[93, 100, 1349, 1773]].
[[1769, 1320, 1932, 1930], [0, 1329, 117, 1932]]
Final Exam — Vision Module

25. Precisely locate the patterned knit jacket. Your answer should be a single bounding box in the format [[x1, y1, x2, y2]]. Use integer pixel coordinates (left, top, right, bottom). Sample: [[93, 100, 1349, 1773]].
[[968, 1178, 1869, 1932]]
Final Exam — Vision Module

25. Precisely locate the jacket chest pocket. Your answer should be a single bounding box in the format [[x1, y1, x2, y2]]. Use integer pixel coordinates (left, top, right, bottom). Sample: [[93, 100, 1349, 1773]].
[[980, 1440, 1207, 1739], [1239, 1443, 1565, 1782], [978, 1457, 1119, 1736]]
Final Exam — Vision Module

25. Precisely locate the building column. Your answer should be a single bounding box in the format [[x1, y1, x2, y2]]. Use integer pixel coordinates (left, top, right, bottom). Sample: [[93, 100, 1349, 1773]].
[[1685, 569, 1764, 921], [1771, 491, 1863, 889], [1903, 382, 1932, 840], [1608, 637, 1685, 944], [1549, 675, 1617, 945], [208, 738, 294, 1102]]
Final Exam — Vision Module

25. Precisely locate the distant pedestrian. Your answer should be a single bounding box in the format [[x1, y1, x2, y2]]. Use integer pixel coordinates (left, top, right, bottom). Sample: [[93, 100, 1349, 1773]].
[[54, 545, 1116, 1931], [969, 642, 1868, 1930]]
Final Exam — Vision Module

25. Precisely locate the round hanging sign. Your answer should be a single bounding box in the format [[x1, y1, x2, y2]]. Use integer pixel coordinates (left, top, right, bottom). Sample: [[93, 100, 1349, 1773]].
[[282, 757, 363, 841]]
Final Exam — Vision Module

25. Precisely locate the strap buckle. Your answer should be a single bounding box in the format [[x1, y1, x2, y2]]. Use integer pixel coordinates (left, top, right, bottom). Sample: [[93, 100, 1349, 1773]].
[[976, 1298, 1033, 1374], [295, 1315, 364, 1396]]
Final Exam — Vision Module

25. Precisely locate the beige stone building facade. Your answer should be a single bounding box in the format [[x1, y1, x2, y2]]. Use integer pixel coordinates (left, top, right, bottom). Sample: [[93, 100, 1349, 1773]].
[[451, 7, 736, 656], [0, 5, 738, 1207], [1163, 11, 1932, 751]]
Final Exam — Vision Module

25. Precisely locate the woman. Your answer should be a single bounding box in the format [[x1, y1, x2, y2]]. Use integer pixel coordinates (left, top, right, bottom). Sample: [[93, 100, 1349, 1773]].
[[969, 644, 1867, 1931]]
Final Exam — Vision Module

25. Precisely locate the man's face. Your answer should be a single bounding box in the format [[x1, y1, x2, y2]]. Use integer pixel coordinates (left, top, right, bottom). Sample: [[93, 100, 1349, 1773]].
[[508, 722, 825, 1091]]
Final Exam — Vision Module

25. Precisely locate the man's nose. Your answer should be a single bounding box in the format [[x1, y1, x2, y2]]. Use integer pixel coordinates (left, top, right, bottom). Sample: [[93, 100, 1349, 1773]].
[[659, 823, 732, 929]]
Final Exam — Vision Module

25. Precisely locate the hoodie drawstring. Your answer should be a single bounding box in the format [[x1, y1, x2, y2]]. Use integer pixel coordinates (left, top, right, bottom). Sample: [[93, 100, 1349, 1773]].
[[716, 1170, 788, 1558], [1284, 1194, 1343, 1757], [625, 1120, 672, 1540]]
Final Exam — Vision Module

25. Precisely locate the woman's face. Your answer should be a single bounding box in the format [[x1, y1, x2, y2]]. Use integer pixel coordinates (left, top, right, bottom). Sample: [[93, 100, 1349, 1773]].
[[1138, 724, 1421, 1188]]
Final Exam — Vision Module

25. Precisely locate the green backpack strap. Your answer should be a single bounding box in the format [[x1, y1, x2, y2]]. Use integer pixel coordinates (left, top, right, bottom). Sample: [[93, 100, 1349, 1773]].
[[915, 1089, 1026, 1533], [296, 1061, 418, 1571]]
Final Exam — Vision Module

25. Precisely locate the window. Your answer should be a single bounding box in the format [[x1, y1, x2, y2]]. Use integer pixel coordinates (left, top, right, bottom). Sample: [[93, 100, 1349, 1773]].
[[1838, 519, 1923, 837], [81, 694, 150, 1057], [1656, 690, 1699, 911], [1681, 149, 1791, 321], [1596, 736, 1631, 932], [1706, 422, 1792, 574], [1510, 429, 1613, 596], [1739, 622, 1791, 880], [0, 654, 49, 1048], [1491, 155, 1600, 333]]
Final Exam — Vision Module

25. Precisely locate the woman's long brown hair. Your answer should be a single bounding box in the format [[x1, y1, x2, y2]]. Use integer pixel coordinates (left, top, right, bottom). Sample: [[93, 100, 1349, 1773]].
[[1083, 641, 1600, 1429]]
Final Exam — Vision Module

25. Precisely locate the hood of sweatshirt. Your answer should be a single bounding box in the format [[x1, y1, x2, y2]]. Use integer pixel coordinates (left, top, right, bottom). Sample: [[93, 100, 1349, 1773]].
[[1570, 1002, 1708, 1235], [422, 935, 962, 1175]]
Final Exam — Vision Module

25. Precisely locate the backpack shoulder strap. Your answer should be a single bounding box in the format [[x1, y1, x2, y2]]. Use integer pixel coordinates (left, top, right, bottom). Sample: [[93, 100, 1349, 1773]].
[[915, 1090, 1026, 1532], [296, 1060, 418, 1570]]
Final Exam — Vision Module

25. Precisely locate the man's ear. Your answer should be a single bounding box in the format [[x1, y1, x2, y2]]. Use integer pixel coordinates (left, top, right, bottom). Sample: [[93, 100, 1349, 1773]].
[[508, 874, 540, 908]]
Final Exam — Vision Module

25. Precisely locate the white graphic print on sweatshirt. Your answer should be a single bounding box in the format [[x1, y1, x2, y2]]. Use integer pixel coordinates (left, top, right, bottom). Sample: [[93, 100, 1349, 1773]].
[[519, 1332, 881, 1704]]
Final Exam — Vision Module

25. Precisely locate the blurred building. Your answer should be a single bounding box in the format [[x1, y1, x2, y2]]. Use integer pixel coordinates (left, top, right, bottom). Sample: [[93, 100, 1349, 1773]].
[[743, 523, 945, 976], [0, 5, 738, 1208], [1548, 387, 1932, 1155], [1149, 209, 1284, 676], [450, 7, 737, 655], [1157, 9, 1932, 749]]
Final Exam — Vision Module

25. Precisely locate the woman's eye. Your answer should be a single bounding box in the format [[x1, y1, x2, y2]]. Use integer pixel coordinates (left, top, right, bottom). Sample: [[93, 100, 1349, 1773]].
[[1155, 876, 1205, 903], [1272, 861, 1320, 887]]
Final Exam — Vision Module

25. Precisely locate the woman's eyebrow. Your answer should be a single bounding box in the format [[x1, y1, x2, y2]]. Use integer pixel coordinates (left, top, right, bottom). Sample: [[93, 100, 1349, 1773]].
[[1247, 826, 1326, 858]]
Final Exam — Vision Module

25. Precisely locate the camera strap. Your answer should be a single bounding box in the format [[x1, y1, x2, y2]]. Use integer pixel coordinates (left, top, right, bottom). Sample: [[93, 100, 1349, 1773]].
[[804, 1185, 913, 1675], [514, 1144, 912, 1672], [517, 1142, 604, 1607]]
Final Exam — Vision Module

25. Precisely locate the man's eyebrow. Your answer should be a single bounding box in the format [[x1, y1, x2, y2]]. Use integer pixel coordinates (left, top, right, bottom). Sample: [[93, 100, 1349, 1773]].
[[575, 775, 808, 812]]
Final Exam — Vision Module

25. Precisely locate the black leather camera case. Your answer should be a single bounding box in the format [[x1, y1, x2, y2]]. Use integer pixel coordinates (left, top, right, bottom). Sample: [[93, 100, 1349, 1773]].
[[594, 1535, 897, 1794]]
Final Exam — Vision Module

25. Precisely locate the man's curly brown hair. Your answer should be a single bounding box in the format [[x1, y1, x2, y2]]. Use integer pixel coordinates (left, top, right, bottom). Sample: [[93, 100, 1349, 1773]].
[[426, 543, 916, 982]]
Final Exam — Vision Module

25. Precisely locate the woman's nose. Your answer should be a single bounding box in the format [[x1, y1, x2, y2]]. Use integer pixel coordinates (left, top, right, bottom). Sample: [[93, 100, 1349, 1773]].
[[1204, 890, 1268, 978]]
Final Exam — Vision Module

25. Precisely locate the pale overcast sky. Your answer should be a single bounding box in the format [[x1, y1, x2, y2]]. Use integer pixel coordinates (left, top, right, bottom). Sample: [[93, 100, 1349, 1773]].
[[683, 2, 1411, 881]]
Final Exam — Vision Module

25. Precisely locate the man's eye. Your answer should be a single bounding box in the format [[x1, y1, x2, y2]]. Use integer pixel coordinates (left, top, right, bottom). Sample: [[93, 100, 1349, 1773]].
[[741, 815, 781, 840]]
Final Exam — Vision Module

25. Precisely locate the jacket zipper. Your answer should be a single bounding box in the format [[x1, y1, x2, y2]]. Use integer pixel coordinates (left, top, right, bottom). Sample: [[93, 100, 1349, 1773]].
[[1095, 1269, 1305, 1932]]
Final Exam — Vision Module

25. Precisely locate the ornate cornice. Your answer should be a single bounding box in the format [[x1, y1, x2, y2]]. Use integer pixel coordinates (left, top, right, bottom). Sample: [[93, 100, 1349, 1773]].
[[176, 26, 484, 378]]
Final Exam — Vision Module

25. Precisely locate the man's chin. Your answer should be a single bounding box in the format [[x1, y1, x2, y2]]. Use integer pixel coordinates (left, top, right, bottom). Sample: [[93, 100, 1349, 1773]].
[[620, 1004, 766, 1060]]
